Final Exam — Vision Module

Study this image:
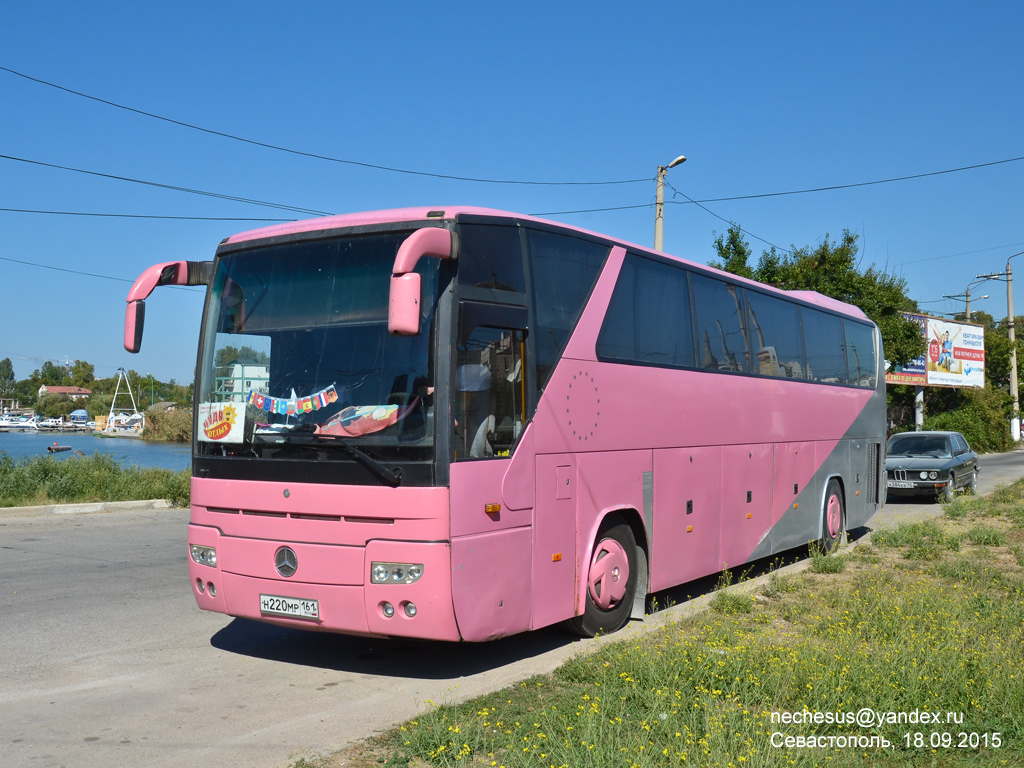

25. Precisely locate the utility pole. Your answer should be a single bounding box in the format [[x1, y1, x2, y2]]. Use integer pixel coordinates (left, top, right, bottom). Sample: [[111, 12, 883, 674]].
[[1009, 260, 1019, 442], [654, 155, 686, 251], [979, 252, 1024, 442]]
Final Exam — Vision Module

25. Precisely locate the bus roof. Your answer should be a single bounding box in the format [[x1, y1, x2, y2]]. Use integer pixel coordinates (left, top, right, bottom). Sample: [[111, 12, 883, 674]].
[[222, 207, 868, 322], [221, 207, 569, 246]]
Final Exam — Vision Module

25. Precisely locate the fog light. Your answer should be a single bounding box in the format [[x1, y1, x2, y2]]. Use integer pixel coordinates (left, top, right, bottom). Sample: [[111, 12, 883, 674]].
[[196, 578, 205, 593], [208, 582, 217, 597], [370, 562, 425, 584], [404, 602, 417, 618], [381, 601, 395, 618], [190, 545, 217, 568]]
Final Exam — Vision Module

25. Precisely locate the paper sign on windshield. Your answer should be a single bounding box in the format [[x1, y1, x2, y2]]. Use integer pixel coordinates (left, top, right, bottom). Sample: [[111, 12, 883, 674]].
[[198, 402, 244, 443]]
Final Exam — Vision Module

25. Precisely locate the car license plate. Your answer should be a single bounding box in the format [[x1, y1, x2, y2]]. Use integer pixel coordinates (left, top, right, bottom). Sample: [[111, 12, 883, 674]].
[[887, 481, 914, 489], [259, 594, 319, 620]]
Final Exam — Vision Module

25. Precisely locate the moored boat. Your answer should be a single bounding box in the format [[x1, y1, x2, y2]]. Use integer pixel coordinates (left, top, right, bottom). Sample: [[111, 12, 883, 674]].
[[0, 415, 39, 431]]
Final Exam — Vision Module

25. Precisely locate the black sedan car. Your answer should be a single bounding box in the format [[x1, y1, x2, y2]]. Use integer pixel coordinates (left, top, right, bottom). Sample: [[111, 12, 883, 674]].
[[885, 430, 979, 502]]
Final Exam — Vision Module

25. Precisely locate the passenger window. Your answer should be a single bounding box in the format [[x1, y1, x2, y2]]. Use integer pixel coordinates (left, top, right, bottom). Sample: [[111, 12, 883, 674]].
[[528, 230, 608, 390], [457, 224, 526, 293], [803, 310, 848, 384], [596, 254, 695, 368], [454, 326, 526, 460], [745, 291, 805, 379], [691, 273, 749, 372], [844, 320, 877, 387]]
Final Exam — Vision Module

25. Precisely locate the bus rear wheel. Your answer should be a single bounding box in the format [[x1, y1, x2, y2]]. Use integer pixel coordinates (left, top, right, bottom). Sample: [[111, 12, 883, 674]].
[[820, 479, 845, 552], [566, 520, 637, 637]]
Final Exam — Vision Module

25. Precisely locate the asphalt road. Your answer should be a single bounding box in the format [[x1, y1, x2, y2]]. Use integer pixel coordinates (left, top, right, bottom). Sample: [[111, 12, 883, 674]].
[[3, 448, 1023, 768]]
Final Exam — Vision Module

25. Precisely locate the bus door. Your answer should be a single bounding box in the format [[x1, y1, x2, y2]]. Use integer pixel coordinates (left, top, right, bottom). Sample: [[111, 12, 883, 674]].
[[449, 303, 534, 640]]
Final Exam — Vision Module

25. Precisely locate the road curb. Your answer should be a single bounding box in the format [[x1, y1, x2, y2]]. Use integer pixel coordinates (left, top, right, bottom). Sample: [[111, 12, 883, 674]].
[[0, 499, 176, 517]]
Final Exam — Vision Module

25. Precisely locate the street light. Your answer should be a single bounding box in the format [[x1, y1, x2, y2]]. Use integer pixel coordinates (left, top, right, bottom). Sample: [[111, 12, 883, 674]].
[[654, 154, 686, 251], [943, 283, 990, 320], [978, 251, 1024, 442]]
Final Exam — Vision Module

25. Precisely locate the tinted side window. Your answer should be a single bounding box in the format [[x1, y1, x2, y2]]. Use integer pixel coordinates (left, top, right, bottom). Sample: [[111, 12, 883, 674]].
[[803, 309, 848, 384], [596, 254, 695, 368], [528, 230, 609, 389], [745, 291, 805, 379], [844, 320, 877, 388], [457, 224, 526, 292], [691, 273, 749, 372]]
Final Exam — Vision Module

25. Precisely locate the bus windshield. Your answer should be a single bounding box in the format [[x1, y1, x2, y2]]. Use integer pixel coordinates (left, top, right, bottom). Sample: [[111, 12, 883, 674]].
[[195, 231, 440, 471]]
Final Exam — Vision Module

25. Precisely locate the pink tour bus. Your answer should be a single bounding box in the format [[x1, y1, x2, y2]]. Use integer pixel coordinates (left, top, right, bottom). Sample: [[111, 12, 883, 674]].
[[124, 207, 884, 641]]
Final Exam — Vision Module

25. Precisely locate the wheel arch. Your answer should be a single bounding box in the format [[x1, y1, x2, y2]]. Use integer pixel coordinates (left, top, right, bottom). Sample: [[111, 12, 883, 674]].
[[819, 473, 847, 540], [578, 507, 650, 621]]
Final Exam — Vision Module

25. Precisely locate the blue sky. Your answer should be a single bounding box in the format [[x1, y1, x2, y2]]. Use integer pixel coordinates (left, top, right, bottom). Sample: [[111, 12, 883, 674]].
[[2, 1, 1022, 384]]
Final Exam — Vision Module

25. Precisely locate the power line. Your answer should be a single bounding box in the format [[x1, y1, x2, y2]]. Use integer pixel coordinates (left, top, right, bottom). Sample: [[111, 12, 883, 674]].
[[6, 66, 1022, 202], [0, 64, 649, 187], [899, 241, 1024, 266], [664, 181, 788, 253], [531, 202, 655, 216], [664, 156, 1024, 204], [536, 155, 1024, 216], [0, 207, 294, 222], [0, 254, 202, 289], [0, 153, 333, 216]]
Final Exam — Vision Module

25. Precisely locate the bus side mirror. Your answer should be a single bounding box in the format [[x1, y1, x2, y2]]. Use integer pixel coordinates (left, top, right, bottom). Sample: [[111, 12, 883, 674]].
[[125, 300, 146, 353], [123, 260, 214, 352], [389, 228, 457, 336]]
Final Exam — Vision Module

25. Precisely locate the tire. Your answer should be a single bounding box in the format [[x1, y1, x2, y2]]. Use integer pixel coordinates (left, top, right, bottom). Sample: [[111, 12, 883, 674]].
[[968, 469, 978, 495], [819, 479, 845, 552], [566, 520, 638, 637], [941, 475, 956, 503]]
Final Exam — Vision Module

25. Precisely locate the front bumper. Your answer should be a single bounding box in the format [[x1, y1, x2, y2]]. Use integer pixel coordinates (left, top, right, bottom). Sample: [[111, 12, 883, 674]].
[[187, 523, 461, 640], [885, 475, 950, 495]]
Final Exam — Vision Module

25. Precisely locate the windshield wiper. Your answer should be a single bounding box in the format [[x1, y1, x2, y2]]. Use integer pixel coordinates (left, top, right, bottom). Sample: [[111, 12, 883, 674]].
[[254, 431, 403, 487]]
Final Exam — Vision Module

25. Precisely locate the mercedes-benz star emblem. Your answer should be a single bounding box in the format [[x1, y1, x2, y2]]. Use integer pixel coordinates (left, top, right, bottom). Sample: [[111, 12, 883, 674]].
[[274, 546, 298, 578]]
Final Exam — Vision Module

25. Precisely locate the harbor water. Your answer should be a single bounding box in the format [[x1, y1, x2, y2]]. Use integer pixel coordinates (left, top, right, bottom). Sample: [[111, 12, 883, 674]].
[[0, 431, 191, 471]]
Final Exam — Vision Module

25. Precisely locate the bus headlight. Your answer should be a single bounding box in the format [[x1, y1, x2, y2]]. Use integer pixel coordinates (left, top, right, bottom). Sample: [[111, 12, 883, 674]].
[[370, 562, 424, 584], [190, 545, 217, 568]]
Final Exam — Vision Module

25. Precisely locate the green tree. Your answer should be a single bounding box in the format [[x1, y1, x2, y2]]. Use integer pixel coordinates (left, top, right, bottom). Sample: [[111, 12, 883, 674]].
[[709, 226, 755, 279], [0, 357, 15, 398], [36, 393, 74, 420], [87, 393, 114, 419], [31, 361, 65, 387], [69, 360, 96, 388]]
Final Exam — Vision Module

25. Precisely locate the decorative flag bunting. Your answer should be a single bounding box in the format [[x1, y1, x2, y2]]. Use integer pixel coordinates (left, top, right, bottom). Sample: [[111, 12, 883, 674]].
[[247, 384, 338, 416]]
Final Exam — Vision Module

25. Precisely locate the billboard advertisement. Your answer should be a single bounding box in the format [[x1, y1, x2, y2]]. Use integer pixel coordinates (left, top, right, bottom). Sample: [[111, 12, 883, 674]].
[[885, 313, 985, 388]]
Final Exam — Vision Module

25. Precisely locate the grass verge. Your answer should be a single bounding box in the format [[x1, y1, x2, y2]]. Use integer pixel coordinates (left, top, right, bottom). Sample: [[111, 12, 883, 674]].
[[307, 484, 1024, 768], [0, 451, 190, 508]]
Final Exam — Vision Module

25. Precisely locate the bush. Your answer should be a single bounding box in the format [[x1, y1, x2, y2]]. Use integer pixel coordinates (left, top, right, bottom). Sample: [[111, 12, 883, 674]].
[[923, 386, 1012, 453], [0, 451, 190, 507], [144, 407, 192, 443]]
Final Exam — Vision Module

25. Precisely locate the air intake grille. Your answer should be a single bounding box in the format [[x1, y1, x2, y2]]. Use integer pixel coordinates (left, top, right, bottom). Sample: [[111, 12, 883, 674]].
[[868, 443, 881, 502]]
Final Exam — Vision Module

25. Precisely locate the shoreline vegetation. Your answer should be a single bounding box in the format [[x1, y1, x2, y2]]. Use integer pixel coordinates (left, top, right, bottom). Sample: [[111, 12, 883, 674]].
[[0, 452, 189, 509], [310, 485, 1024, 768], [140, 408, 192, 443]]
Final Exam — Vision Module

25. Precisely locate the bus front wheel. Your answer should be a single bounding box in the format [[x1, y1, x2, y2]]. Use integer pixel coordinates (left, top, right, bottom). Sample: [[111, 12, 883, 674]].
[[820, 479, 845, 552], [566, 519, 638, 637]]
